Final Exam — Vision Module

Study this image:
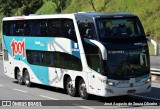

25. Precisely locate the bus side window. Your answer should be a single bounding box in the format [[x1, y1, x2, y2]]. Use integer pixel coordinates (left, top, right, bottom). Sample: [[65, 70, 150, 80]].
[[26, 50, 31, 63], [86, 54, 101, 73], [62, 19, 77, 42], [3, 22, 10, 36], [41, 51, 52, 66], [25, 21, 30, 36], [31, 51, 40, 65], [4, 50, 9, 61], [78, 22, 96, 39], [40, 20, 48, 36], [27, 20, 42, 36], [16, 21, 25, 36], [29, 21, 35, 36], [48, 19, 61, 37], [10, 22, 16, 36]]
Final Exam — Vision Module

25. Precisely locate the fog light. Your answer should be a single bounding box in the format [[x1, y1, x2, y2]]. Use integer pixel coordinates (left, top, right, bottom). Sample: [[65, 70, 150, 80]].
[[106, 88, 114, 93]]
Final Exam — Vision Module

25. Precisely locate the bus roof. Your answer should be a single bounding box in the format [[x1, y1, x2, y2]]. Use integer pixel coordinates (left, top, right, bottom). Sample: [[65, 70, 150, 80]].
[[2, 13, 75, 21], [2, 12, 137, 21], [74, 12, 137, 18]]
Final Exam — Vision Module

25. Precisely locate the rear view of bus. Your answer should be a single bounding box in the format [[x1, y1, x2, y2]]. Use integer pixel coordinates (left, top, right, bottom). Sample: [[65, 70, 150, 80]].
[[76, 13, 151, 97]]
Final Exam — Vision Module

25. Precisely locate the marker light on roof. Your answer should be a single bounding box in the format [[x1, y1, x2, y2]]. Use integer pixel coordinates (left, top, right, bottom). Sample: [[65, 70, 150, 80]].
[[114, 16, 123, 18]]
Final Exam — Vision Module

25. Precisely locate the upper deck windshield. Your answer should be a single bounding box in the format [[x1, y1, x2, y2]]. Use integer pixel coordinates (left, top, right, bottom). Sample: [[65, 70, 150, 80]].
[[96, 17, 145, 41]]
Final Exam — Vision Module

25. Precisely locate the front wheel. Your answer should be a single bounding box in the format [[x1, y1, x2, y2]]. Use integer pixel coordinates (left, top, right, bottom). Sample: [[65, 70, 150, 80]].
[[78, 79, 89, 99], [17, 69, 24, 85], [24, 70, 32, 87], [66, 77, 77, 97]]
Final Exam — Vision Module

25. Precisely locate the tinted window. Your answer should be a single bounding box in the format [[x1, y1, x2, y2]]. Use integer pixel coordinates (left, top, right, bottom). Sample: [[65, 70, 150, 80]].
[[86, 54, 101, 73], [48, 19, 61, 37], [78, 22, 96, 39], [96, 17, 145, 40], [104, 47, 150, 79], [62, 19, 77, 42], [82, 39, 101, 73], [3, 19, 77, 42], [3, 50, 9, 61], [26, 50, 82, 71]]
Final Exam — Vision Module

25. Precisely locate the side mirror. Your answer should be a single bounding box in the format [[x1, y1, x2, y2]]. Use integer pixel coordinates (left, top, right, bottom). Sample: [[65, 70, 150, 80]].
[[147, 37, 159, 55]]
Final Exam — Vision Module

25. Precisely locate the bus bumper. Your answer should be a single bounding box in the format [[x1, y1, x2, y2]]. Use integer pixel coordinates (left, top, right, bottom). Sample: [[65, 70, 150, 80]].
[[102, 82, 151, 97]]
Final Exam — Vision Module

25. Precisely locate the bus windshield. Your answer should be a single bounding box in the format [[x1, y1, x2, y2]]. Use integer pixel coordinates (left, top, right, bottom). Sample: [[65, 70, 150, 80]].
[[96, 17, 145, 41], [104, 47, 149, 80]]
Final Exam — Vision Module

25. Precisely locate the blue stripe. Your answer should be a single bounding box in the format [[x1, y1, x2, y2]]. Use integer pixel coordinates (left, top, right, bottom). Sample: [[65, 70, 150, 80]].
[[83, 38, 96, 46]]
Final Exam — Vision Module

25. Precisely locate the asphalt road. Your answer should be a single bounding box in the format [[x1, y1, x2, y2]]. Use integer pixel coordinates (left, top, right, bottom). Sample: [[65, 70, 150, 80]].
[[150, 56, 160, 70], [0, 60, 160, 109]]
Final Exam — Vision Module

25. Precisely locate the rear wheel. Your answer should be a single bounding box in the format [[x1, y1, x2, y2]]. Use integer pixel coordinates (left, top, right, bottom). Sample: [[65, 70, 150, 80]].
[[24, 70, 32, 87], [66, 77, 76, 97], [78, 79, 89, 99], [17, 69, 24, 85]]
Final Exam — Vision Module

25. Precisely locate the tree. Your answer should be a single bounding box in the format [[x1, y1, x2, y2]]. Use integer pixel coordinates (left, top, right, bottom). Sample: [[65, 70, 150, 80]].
[[88, 0, 111, 12], [88, 0, 96, 12], [0, 0, 43, 16], [21, 0, 43, 15], [52, 0, 67, 13], [0, 0, 23, 16], [99, 0, 111, 11]]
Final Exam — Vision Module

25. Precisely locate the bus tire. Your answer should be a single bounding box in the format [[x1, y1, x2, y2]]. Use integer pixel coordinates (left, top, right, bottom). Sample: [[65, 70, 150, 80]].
[[66, 77, 76, 97], [17, 69, 24, 85], [78, 79, 89, 99], [24, 70, 32, 87]]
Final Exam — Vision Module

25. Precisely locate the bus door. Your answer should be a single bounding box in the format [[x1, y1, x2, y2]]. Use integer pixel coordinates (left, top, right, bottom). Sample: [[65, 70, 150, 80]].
[[48, 52, 63, 87], [48, 67, 57, 86], [48, 68, 64, 87], [53, 68, 64, 87], [3, 49, 11, 77]]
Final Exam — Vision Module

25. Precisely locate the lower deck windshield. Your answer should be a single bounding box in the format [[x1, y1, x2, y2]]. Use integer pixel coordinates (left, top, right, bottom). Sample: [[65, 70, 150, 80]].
[[104, 47, 150, 80]]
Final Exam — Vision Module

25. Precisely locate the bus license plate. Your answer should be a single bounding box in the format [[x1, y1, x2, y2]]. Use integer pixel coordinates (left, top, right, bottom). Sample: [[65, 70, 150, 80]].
[[127, 90, 136, 94]]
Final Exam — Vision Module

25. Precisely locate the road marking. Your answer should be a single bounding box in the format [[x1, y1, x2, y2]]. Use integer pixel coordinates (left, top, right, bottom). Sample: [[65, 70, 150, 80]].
[[0, 85, 4, 87], [73, 104, 95, 109], [13, 88, 28, 93], [39, 95, 59, 100], [132, 95, 160, 101]]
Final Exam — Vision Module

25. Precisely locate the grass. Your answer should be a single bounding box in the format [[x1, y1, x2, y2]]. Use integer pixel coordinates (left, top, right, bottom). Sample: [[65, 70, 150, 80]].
[[36, 0, 57, 14]]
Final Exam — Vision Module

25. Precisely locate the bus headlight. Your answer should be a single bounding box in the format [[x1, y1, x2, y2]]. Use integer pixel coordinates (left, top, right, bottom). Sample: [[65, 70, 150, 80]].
[[106, 81, 115, 86], [145, 78, 151, 83]]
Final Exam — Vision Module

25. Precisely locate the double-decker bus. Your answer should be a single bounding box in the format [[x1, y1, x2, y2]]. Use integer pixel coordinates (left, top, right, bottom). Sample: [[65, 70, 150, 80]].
[[2, 12, 151, 99]]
